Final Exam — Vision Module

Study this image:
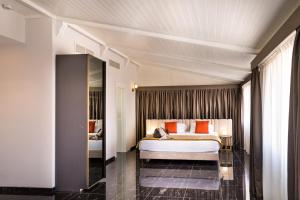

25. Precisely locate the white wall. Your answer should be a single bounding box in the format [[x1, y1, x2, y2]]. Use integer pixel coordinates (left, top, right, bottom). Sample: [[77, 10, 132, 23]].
[[102, 50, 125, 158], [0, 17, 55, 188], [137, 65, 232, 86], [0, 18, 137, 188], [103, 49, 138, 156], [0, 6, 25, 44], [55, 22, 103, 57], [55, 22, 138, 159], [125, 62, 138, 150]]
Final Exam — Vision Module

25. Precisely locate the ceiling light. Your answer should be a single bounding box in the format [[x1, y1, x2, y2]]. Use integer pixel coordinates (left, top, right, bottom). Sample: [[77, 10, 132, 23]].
[[2, 4, 13, 10]]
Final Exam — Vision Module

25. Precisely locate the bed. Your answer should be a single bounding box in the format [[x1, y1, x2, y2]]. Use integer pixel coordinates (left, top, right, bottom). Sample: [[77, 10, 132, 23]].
[[139, 134, 221, 161], [139, 119, 232, 161]]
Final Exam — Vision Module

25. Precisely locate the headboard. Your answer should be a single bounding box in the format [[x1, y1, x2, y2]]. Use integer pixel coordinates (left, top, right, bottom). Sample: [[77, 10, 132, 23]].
[[146, 119, 232, 136]]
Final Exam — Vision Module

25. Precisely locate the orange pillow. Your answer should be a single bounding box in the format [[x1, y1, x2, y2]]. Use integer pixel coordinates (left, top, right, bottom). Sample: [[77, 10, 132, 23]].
[[195, 121, 209, 134], [165, 122, 177, 133], [89, 121, 96, 133]]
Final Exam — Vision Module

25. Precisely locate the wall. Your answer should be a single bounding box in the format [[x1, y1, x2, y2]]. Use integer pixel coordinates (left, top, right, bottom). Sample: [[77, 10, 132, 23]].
[[0, 6, 25, 44], [55, 22, 138, 159], [137, 65, 232, 86], [0, 17, 137, 188], [102, 49, 138, 155], [125, 62, 138, 150], [55, 22, 103, 57], [0, 17, 55, 188], [252, 5, 300, 68]]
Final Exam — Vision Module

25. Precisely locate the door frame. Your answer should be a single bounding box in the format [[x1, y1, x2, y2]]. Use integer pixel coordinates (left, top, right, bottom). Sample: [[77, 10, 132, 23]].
[[116, 83, 126, 152]]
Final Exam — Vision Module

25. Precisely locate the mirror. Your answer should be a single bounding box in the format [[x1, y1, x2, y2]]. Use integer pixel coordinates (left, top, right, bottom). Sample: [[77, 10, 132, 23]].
[[88, 56, 105, 187]]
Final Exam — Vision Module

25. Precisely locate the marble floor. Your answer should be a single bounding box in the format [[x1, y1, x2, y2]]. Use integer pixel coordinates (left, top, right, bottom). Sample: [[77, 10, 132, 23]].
[[0, 150, 249, 200]]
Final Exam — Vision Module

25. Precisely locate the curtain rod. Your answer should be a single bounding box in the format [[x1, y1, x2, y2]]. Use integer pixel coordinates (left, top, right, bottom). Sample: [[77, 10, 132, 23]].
[[137, 84, 240, 91]]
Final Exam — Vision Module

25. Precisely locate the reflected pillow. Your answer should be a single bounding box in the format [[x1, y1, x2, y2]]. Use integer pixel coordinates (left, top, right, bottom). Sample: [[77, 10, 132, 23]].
[[89, 121, 96, 133], [195, 121, 209, 134]]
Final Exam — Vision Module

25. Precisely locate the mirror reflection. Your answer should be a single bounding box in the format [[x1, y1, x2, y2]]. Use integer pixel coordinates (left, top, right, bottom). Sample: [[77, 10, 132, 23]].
[[88, 56, 104, 186]]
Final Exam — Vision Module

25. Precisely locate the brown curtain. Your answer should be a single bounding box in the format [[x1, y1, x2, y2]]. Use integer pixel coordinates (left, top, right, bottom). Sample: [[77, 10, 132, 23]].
[[249, 68, 263, 199], [89, 89, 103, 120], [288, 28, 300, 200], [136, 85, 243, 149]]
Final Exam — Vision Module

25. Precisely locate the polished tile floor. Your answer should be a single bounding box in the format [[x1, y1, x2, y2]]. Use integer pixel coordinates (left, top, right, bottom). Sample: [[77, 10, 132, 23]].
[[0, 150, 249, 200]]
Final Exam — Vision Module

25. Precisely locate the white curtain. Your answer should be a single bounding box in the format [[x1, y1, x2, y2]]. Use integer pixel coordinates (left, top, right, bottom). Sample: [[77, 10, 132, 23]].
[[261, 32, 295, 200], [242, 81, 251, 154]]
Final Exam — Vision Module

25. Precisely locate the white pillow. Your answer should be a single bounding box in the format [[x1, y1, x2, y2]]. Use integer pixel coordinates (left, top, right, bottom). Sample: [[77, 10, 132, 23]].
[[177, 123, 187, 133], [209, 124, 214, 133], [190, 122, 196, 133], [158, 127, 167, 137]]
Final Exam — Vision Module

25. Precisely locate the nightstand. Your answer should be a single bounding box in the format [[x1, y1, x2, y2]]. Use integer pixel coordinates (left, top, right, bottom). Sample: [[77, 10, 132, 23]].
[[219, 135, 232, 151], [219, 150, 234, 180]]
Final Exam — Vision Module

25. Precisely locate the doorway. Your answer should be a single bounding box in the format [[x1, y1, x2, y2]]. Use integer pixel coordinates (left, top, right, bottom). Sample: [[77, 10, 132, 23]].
[[116, 87, 126, 152]]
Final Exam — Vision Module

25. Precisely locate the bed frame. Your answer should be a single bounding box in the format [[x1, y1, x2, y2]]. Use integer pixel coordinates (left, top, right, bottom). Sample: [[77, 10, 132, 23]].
[[140, 150, 219, 161], [140, 150, 221, 179]]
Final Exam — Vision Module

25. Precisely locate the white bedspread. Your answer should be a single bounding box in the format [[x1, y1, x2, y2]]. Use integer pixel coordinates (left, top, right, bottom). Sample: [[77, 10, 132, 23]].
[[139, 139, 219, 153], [88, 140, 102, 151]]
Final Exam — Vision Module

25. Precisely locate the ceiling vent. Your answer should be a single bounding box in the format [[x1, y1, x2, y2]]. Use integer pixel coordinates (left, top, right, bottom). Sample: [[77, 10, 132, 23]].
[[109, 59, 120, 69], [75, 43, 85, 54], [75, 43, 95, 56]]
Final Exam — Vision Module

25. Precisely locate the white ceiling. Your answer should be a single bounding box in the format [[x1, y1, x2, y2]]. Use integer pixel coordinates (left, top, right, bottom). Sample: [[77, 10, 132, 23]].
[[10, 0, 300, 83], [0, 0, 39, 16]]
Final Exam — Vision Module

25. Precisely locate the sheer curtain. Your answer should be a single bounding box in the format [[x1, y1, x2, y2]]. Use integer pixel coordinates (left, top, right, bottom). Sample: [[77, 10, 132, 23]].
[[242, 81, 251, 154], [260, 33, 295, 200]]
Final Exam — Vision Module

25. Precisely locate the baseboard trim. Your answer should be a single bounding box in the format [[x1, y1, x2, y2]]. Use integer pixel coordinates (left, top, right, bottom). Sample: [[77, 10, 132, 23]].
[[105, 156, 116, 165], [0, 187, 55, 196], [129, 145, 136, 151]]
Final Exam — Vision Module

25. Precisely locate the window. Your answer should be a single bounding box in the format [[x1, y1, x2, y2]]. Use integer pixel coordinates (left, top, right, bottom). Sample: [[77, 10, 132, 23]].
[[242, 81, 251, 154]]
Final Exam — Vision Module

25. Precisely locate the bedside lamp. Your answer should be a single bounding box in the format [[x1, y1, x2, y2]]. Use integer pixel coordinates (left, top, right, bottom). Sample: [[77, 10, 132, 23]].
[[221, 128, 227, 136]]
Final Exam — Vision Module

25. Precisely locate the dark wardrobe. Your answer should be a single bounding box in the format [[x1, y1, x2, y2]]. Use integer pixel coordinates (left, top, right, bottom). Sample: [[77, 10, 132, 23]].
[[56, 54, 106, 191]]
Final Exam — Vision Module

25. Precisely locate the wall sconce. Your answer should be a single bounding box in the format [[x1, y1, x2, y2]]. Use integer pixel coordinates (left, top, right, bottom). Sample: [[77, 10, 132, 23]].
[[132, 83, 138, 92]]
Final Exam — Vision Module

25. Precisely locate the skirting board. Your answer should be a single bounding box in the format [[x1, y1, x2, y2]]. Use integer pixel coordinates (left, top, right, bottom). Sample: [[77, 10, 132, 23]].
[[130, 146, 137, 151], [0, 187, 54, 196], [105, 156, 116, 165], [140, 151, 219, 161]]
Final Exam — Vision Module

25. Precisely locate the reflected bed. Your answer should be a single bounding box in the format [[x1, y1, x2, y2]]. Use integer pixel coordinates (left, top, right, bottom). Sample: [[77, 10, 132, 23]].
[[88, 139, 102, 158]]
